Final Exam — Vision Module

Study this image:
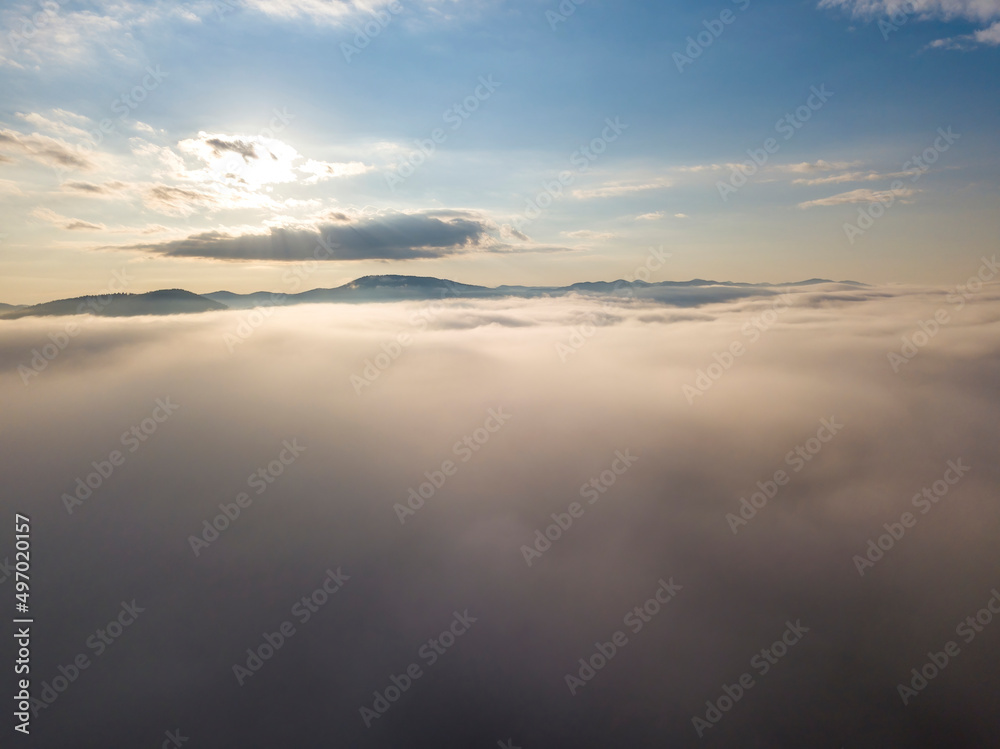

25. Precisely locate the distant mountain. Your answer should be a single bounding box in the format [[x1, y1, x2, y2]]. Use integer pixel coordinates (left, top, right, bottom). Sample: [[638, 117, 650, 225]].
[[0, 289, 227, 319], [2, 275, 867, 318], [205, 274, 866, 310]]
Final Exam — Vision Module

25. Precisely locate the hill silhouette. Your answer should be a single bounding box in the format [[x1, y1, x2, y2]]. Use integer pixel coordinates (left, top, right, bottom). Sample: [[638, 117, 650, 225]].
[[1, 289, 227, 319], [1, 276, 867, 318]]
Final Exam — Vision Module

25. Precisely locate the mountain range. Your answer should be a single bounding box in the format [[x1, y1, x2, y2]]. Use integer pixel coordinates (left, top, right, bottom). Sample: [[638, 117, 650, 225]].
[[0, 275, 866, 319]]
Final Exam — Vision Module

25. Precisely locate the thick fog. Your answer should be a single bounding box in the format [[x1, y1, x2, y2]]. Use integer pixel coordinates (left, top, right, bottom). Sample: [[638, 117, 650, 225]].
[[1, 280, 999, 747]]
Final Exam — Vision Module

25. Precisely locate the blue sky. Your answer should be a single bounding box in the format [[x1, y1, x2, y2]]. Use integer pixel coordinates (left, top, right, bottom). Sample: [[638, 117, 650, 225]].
[[0, 0, 998, 302]]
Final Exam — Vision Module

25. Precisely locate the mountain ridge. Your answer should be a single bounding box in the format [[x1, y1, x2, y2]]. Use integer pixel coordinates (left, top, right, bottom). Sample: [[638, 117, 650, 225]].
[[1, 275, 868, 319]]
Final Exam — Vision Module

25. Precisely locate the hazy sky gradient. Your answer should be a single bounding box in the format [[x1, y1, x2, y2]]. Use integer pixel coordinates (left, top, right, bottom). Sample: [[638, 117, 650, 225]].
[[0, 0, 998, 303]]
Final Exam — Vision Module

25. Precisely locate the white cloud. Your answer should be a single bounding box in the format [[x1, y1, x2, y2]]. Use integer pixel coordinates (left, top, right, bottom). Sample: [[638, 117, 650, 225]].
[[819, 0, 1000, 22], [240, 0, 399, 25], [797, 187, 917, 208], [0, 2, 130, 69], [61, 181, 131, 198], [0, 128, 94, 170], [930, 18, 1000, 47], [635, 211, 666, 221], [29, 206, 106, 231], [297, 159, 373, 183], [792, 170, 912, 185], [16, 111, 90, 140], [573, 179, 672, 200], [819, 0, 1000, 47], [563, 230, 616, 240], [178, 132, 302, 188], [775, 160, 863, 174]]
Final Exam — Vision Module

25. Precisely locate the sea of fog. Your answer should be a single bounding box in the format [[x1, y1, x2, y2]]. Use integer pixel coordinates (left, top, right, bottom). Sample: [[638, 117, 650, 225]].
[[1, 281, 999, 747]]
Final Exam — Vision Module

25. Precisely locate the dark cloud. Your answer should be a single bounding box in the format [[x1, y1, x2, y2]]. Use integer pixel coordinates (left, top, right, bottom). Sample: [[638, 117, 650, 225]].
[[62, 181, 128, 195], [63, 219, 105, 230], [204, 137, 259, 160], [126, 211, 495, 261], [143, 184, 219, 214]]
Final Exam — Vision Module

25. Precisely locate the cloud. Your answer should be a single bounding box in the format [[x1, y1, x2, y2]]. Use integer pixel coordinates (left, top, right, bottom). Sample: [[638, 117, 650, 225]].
[[819, 0, 1000, 47], [930, 18, 1000, 47], [171, 133, 373, 193], [819, 0, 1000, 22], [635, 211, 666, 221], [124, 210, 497, 261], [15, 111, 91, 140], [62, 181, 130, 197], [240, 0, 400, 25], [775, 160, 863, 174], [0, 1, 210, 69], [297, 159, 373, 183], [143, 184, 222, 215], [572, 179, 672, 200], [563, 230, 616, 240], [792, 170, 913, 185], [203, 137, 260, 161], [29, 207, 105, 231], [0, 128, 93, 170], [797, 187, 917, 208], [177, 132, 301, 187], [0, 282, 998, 745]]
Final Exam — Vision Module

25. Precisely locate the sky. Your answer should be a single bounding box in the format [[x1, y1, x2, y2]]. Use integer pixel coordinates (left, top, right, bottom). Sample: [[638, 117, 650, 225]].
[[0, 0, 998, 303]]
